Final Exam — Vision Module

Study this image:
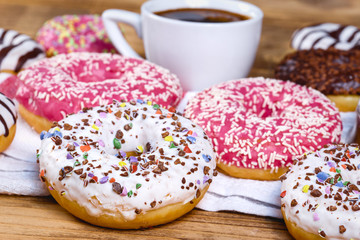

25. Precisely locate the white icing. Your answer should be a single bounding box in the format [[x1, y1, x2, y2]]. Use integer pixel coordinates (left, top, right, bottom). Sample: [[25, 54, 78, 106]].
[[39, 100, 216, 221], [281, 144, 360, 239]]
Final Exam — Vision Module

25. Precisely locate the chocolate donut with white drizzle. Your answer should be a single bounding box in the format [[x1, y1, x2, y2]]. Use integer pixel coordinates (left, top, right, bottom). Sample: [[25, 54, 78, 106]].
[[291, 23, 360, 50], [0, 28, 45, 73], [0, 92, 17, 152]]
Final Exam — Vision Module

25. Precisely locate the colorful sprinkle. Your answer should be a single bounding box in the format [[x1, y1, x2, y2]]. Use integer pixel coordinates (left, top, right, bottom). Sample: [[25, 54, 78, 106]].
[[325, 186, 331, 194], [113, 138, 121, 149], [327, 161, 336, 168], [66, 153, 73, 159], [98, 139, 105, 147], [202, 154, 211, 162], [99, 112, 107, 118], [40, 131, 46, 140], [80, 145, 91, 152], [120, 150, 126, 158], [136, 183, 142, 189], [203, 175, 210, 184], [129, 156, 138, 163], [83, 152, 88, 159], [119, 161, 127, 167], [164, 136, 174, 142], [131, 164, 137, 174], [120, 187, 128, 196], [335, 181, 343, 187], [100, 176, 109, 184], [302, 185, 310, 193], [187, 136, 196, 144], [280, 190, 286, 198], [53, 130, 62, 138], [316, 172, 328, 181], [92, 124, 99, 131], [184, 146, 192, 153], [313, 212, 320, 221], [127, 190, 133, 197], [95, 119, 101, 127], [136, 145, 143, 153]]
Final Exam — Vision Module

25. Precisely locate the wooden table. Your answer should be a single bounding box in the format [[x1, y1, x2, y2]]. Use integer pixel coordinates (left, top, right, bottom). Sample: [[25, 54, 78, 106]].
[[0, 0, 359, 239]]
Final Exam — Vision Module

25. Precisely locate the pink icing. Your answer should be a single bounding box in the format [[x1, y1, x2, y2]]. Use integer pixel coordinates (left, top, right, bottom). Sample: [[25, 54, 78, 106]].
[[184, 77, 342, 171], [36, 15, 117, 56], [15, 52, 183, 121]]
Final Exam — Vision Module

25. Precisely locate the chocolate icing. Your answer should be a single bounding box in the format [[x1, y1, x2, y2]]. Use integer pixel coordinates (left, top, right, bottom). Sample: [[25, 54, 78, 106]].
[[274, 48, 360, 95]]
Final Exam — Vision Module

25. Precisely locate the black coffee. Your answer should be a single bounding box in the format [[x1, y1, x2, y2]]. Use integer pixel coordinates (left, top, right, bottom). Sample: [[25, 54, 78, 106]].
[[154, 8, 250, 23]]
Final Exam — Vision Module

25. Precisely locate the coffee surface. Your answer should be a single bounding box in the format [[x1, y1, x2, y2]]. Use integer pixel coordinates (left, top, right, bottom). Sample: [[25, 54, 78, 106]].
[[154, 8, 250, 23]]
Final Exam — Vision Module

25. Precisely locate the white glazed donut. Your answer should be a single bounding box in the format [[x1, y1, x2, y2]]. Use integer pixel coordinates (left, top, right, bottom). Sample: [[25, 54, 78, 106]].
[[0, 29, 45, 73], [38, 99, 217, 229], [291, 23, 360, 50], [280, 143, 360, 239]]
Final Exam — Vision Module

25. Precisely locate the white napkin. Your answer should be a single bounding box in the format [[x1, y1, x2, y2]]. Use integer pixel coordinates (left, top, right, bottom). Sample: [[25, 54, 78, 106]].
[[0, 94, 356, 219]]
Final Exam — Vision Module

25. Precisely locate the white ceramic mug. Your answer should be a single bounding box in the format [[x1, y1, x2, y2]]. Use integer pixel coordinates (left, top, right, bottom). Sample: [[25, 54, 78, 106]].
[[102, 0, 263, 91]]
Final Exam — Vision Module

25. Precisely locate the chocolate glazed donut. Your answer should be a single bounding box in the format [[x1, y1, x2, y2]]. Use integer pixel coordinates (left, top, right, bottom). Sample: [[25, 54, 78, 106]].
[[275, 48, 360, 112]]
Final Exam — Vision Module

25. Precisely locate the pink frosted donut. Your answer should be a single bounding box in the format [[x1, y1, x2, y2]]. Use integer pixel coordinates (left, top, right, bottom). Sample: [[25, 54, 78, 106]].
[[184, 77, 342, 180], [0, 72, 18, 99], [15, 52, 183, 133], [36, 15, 117, 57]]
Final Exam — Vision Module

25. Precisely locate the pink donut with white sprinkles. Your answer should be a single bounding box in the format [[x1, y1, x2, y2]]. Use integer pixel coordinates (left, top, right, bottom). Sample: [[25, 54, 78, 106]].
[[15, 52, 182, 133], [184, 77, 342, 180]]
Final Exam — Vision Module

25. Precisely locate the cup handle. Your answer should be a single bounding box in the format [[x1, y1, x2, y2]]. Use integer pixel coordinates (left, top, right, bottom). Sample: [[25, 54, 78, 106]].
[[102, 9, 143, 59]]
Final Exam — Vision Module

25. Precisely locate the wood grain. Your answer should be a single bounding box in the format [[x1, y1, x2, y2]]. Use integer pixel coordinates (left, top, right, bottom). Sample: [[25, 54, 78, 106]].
[[0, 195, 291, 239], [0, 0, 359, 238]]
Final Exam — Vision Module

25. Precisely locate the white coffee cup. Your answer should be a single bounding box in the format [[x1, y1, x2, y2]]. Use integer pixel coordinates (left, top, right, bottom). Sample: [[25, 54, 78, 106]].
[[102, 0, 263, 91]]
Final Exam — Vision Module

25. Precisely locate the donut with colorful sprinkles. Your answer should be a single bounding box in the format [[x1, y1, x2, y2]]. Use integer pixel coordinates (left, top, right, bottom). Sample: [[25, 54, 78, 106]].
[[15, 52, 183, 133], [38, 100, 216, 229], [36, 14, 117, 57], [280, 143, 360, 240], [184, 77, 342, 180]]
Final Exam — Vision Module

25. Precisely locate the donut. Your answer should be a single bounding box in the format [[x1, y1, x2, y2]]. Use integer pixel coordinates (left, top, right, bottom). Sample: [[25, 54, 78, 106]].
[[280, 143, 360, 239], [291, 23, 360, 50], [0, 92, 17, 152], [275, 48, 360, 112], [356, 102, 360, 145], [36, 15, 118, 57], [0, 72, 18, 98], [184, 77, 342, 180], [0, 28, 45, 73], [15, 52, 183, 133], [38, 99, 216, 229]]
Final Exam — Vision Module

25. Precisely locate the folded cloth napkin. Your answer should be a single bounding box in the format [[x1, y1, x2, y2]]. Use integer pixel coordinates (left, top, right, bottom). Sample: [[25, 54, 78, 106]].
[[0, 94, 356, 219]]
